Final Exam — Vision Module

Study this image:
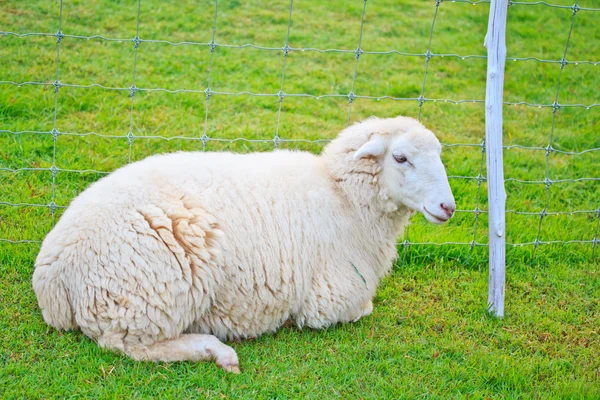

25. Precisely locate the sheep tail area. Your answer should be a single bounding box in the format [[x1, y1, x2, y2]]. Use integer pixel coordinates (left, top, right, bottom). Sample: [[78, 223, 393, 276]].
[[32, 264, 75, 330]]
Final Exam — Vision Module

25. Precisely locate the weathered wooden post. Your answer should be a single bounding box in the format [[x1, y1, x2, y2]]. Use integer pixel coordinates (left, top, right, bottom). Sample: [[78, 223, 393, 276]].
[[484, 0, 508, 317]]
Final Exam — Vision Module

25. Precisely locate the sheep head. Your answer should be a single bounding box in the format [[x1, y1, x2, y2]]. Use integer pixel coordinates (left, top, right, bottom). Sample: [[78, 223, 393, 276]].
[[350, 116, 456, 224]]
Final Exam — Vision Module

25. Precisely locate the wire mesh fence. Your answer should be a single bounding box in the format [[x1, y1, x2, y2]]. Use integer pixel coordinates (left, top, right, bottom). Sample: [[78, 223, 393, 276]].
[[0, 0, 598, 262]]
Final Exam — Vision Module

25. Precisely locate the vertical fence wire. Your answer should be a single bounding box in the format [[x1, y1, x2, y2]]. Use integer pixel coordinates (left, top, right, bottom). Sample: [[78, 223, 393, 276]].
[[593, 207, 600, 260], [531, 1, 579, 258], [417, 0, 441, 121], [273, 0, 295, 148], [401, 0, 442, 264], [127, 0, 142, 162], [346, 0, 368, 125], [49, 0, 64, 226], [469, 140, 487, 261], [201, 0, 220, 149]]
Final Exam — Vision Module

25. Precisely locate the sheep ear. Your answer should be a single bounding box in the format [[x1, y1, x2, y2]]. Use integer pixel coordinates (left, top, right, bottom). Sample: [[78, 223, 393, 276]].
[[353, 136, 386, 160]]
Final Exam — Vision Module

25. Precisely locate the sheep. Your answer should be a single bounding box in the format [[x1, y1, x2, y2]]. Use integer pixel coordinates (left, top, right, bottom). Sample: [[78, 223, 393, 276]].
[[32, 116, 456, 373]]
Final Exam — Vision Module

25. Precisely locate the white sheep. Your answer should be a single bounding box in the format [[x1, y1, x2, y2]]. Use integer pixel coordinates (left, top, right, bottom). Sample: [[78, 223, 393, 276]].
[[32, 116, 455, 373]]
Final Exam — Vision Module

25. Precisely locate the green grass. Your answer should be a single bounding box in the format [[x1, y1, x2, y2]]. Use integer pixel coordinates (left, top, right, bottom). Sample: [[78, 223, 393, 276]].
[[1, 0, 599, 398]]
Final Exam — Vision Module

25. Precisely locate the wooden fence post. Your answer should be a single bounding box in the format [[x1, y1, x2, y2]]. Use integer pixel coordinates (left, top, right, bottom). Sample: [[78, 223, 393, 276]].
[[484, 0, 508, 317]]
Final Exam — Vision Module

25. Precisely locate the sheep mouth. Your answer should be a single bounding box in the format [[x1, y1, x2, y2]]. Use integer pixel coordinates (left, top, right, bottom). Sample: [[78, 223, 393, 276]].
[[422, 207, 449, 224]]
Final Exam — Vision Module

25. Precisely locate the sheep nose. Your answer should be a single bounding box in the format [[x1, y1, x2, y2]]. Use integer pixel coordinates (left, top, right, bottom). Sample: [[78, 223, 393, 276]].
[[440, 202, 455, 217]]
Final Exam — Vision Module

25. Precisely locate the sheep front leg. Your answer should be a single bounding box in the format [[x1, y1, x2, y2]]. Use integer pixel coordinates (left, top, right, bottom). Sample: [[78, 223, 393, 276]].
[[122, 334, 240, 373]]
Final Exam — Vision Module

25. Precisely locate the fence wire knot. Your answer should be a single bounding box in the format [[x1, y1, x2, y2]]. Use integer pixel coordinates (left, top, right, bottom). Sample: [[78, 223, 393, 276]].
[[277, 90, 286, 103], [402, 239, 410, 249], [539, 208, 548, 219], [355, 47, 363, 60], [129, 84, 138, 98], [480, 140, 486, 153], [476, 174, 485, 185], [473, 207, 482, 217], [126, 131, 134, 145], [544, 177, 553, 190], [52, 80, 62, 93], [545, 144, 554, 156], [51, 128, 59, 141], [208, 40, 217, 53], [552, 101, 560, 114], [559, 58, 568, 69], [132, 35, 141, 49], [282, 44, 291, 57], [49, 165, 59, 179], [54, 30, 64, 44], [435, 0, 442, 7], [533, 238, 541, 249], [49, 201, 57, 215], [424, 50, 433, 61], [201, 134, 210, 147], [273, 135, 281, 147], [204, 88, 213, 100], [571, 3, 581, 16], [347, 91, 357, 104], [418, 95, 426, 107]]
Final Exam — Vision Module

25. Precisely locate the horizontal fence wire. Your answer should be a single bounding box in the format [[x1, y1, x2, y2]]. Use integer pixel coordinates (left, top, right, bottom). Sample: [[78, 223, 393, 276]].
[[0, 0, 598, 255], [0, 80, 598, 110], [2, 130, 598, 154], [1, 79, 600, 107]]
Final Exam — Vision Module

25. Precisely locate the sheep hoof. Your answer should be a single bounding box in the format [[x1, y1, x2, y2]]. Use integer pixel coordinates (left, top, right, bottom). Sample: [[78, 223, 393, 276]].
[[216, 355, 240, 374], [222, 364, 241, 374], [213, 345, 240, 374]]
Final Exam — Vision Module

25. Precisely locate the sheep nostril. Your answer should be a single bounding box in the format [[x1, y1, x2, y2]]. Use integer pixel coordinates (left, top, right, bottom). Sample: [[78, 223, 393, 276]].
[[440, 203, 455, 217]]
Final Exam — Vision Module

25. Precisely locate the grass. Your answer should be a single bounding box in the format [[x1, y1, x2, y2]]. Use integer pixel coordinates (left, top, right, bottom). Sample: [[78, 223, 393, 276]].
[[1, 0, 599, 398]]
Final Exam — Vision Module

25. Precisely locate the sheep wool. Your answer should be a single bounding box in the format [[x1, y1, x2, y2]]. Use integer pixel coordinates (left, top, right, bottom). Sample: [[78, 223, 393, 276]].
[[32, 116, 455, 373]]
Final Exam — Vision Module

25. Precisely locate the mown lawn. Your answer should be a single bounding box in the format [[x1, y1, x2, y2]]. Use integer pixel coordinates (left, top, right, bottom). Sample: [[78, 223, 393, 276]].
[[1, 0, 599, 398]]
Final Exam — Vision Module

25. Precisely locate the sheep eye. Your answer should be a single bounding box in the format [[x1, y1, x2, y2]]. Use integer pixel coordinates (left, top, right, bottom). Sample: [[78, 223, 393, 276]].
[[393, 154, 408, 164]]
